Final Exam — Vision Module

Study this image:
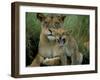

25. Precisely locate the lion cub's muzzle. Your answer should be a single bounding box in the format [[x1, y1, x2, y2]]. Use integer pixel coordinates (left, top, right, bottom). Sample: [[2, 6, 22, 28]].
[[57, 37, 66, 47]]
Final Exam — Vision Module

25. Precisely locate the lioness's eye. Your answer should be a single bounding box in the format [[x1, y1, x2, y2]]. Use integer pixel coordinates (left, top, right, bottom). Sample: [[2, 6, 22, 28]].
[[55, 22, 59, 25], [44, 21, 48, 24], [55, 22, 61, 28]]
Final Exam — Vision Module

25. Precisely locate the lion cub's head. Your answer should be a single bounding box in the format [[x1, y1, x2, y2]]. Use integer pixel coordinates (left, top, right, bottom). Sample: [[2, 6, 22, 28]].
[[50, 28, 71, 47]]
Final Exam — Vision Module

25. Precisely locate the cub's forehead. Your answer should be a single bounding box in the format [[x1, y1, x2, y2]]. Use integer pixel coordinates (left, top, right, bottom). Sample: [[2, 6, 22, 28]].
[[54, 28, 66, 35], [57, 28, 65, 33]]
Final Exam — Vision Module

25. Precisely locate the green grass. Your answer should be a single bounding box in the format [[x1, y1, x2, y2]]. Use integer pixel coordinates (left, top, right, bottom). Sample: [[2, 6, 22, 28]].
[[26, 13, 89, 66]]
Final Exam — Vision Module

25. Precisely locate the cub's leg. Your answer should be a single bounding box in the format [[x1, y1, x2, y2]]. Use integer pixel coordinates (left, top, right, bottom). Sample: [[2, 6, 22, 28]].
[[60, 53, 67, 65], [30, 54, 44, 67], [71, 52, 83, 65], [77, 52, 83, 64], [71, 52, 78, 65]]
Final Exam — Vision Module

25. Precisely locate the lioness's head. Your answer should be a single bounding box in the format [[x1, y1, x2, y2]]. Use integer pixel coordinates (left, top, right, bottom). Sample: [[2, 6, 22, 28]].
[[37, 13, 66, 40]]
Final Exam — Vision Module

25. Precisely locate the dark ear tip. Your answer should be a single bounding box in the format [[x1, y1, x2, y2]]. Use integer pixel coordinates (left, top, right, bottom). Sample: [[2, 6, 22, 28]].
[[61, 15, 66, 21], [36, 13, 45, 21], [37, 13, 41, 16], [37, 13, 41, 18]]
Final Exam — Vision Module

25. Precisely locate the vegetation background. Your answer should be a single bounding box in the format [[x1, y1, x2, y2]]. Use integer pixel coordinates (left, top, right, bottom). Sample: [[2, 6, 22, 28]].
[[26, 13, 89, 66]]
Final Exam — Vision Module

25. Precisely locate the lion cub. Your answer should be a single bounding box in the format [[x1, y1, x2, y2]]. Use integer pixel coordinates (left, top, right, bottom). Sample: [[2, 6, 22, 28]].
[[43, 28, 83, 65]]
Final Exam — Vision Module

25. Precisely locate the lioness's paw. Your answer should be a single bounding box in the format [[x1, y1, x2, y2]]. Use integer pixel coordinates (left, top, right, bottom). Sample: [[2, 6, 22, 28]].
[[43, 58, 54, 65]]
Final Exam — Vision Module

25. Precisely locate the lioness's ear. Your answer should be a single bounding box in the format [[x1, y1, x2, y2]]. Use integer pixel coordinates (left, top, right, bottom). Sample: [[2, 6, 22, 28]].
[[59, 15, 66, 22], [61, 15, 66, 21], [37, 13, 45, 22]]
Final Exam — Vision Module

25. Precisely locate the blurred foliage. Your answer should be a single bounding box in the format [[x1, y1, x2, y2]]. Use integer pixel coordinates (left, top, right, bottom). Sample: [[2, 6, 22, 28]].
[[26, 13, 89, 66], [26, 13, 41, 66]]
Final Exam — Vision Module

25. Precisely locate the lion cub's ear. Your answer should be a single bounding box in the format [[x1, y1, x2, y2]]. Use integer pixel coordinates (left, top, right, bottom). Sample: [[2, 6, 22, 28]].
[[66, 29, 72, 35], [37, 13, 45, 22]]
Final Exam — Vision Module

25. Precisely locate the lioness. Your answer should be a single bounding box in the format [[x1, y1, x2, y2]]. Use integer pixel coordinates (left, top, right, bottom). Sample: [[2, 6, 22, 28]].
[[43, 28, 83, 65], [30, 13, 66, 66]]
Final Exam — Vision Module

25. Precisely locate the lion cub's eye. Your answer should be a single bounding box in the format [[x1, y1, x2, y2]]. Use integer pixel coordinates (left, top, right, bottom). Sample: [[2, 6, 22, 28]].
[[62, 38, 66, 43], [57, 39, 60, 43]]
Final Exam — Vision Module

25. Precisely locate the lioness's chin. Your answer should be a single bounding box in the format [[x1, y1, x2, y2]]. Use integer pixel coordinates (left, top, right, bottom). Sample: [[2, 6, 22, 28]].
[[47, 36, 55, 40]]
